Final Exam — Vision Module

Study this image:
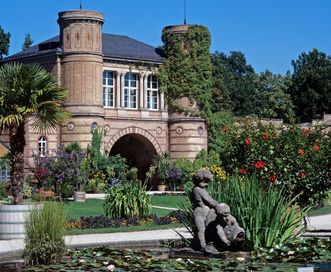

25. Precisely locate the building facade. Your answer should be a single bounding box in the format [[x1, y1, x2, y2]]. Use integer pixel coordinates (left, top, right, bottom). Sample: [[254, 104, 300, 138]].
[[0, 10, 208, 182]]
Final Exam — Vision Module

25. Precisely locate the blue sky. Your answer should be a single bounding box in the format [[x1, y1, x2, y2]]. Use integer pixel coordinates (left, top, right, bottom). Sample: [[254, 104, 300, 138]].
[[1, 0, 330, 74]]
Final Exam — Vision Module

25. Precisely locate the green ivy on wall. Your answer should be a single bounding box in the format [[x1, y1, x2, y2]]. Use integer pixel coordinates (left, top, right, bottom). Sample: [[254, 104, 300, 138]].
[[159, 25, 212, 116]]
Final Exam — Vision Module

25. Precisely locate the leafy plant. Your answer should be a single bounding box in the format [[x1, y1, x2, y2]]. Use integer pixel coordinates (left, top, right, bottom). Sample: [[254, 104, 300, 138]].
[[0, 63, 69, 204], [212, 117, 331, 206], [104, 182, 152, 218], [23, 202, 67, 265], [208, 175, 308, 250], [152, 152, 172, 185]]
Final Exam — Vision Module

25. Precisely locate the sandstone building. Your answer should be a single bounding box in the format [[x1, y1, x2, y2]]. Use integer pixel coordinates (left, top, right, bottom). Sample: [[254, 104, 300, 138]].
[[0, 10, 208, 182]]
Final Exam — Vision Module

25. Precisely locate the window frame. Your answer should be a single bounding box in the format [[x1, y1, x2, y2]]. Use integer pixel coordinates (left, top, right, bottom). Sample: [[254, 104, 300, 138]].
[[103, 70, 115, 108], [146, 75, 159, 111], [0, 161, 10, 182], [124, 73, 138, 110], [38, 136, 47, 157]]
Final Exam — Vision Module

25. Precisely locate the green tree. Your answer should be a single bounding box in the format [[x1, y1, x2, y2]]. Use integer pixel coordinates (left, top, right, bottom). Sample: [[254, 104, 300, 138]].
[[257, 70, 295, 122], [0, 25, 10, 59], [0, 63, 69, 204], [22, 33, 33, 50], [210, 51, 264, 117], [289, 49, 331, 121]]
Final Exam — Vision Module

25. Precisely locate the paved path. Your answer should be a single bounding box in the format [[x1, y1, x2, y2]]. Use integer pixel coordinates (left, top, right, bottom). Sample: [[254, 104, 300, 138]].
[[305, 213, 331, 231], [0, 228, 191, 261]]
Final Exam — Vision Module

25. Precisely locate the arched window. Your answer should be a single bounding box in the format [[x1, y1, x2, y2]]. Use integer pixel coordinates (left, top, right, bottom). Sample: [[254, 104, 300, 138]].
[[38, 136, 47, 157], [124, 73, 137, 109], [147, 75, 159, 110], [103, 71, 114, 107]]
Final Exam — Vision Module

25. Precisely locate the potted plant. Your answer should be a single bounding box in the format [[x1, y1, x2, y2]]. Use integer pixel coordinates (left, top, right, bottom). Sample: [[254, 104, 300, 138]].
[[152, 153, 172, 191], [74, 158, 89, 202], [0, 63, 69, 239]]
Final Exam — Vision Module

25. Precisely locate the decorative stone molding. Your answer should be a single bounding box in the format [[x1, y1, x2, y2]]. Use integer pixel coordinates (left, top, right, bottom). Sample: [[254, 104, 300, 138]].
[[107, 126, 162, 153]]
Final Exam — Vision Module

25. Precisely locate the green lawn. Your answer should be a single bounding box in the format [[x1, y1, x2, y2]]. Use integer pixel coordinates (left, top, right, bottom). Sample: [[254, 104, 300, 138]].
[[68, 223, 183, 235], [308, 205, 331, 217], [63, 194, 188, 219], [151, 194, 188, 209]]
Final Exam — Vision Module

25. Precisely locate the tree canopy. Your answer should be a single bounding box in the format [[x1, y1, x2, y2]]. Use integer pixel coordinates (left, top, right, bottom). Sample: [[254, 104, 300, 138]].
[[0, 25, 10, 60], [289, 49, 331, 121], [22, 33, 33, 50], [0, 63, 69, 204]]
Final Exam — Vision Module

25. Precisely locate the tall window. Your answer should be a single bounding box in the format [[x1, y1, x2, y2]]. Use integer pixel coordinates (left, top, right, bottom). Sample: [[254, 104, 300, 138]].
[[38, 136, 47, 157], [103, 71, 114, 107], [124, 73, 137, 109], [147, 75, 159, 110], [0, 161, 10, 182]]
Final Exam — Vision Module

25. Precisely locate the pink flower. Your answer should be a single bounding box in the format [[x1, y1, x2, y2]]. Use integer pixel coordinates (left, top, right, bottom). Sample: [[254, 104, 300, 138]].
[[223, 126, 229, 132], [312, 145, 319, 151], [298, 149, 305, 155], [239, 168, 247, 175]]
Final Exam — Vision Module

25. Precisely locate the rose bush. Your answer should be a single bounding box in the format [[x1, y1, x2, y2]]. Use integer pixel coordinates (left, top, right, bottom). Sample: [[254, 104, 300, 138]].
[[215, 117, 330, 206]]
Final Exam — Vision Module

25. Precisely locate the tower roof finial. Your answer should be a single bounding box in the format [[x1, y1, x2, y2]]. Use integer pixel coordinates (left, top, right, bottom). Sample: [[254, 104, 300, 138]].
[[184, 0, 187, 24], [80, 0, 82, 10]]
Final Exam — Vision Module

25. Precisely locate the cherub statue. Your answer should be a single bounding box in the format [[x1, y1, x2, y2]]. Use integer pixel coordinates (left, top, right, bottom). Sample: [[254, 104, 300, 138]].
[[191, 169, 219, 252], [191, 169, 245, 254]]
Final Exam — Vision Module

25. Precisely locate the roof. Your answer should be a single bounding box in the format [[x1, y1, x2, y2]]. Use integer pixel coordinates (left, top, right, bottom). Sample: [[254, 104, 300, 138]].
[[4, 34, 164, 63]]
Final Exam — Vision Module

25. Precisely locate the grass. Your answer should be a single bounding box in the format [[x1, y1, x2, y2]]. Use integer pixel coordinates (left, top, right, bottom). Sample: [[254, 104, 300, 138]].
[[67, 223, 183, 235], [151, 194, 188, 209], [63, 199, 104, 219], [64, 195, 187, 219], [308, 205, 331, 217]]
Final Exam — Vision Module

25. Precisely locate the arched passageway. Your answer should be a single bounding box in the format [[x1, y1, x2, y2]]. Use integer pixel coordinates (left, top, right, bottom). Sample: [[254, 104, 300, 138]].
[[109, 133, 157, 186]]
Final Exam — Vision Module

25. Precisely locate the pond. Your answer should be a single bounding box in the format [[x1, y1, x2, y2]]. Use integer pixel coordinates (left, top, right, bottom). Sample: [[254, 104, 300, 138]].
[[1, 247, 331, 272]]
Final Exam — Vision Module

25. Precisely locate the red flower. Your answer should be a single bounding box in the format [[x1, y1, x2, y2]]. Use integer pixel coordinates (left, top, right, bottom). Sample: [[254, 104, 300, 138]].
[[263, 133, 268, 140], [239, 168, 247, 175], [302, 129, 311, 135], [312, 145, 320, 151], [245, 138, 251, 145], [269, 175, 277, 182], [298, 149, 305, 155], [223, 126, 229, 132], [254, 161, 266, 169], [299, 172, 306, 178]]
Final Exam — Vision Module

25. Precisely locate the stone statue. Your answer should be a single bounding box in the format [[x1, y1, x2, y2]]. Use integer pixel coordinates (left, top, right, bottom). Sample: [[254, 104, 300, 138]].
[[191, 169, 245, 254]]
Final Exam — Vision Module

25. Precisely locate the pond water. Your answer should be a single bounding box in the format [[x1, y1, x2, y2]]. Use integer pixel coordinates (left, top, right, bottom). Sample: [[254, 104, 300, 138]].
[[1, 257, 331, 272]]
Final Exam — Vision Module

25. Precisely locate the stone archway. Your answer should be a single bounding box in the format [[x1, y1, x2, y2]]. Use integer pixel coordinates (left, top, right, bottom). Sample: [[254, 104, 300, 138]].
[[107, 127, 161, 186]]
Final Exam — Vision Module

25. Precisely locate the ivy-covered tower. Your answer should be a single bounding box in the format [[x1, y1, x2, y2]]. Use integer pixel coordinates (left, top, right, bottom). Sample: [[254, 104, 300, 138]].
[[161, 24, 211, 160]]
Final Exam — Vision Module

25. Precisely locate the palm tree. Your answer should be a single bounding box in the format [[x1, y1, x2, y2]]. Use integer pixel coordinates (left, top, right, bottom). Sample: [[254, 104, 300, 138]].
[[0, 63, 70, 204]]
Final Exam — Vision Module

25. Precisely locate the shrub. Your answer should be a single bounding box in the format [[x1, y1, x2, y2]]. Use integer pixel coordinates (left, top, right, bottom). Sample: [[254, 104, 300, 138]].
[[104, 182, 151, 218], [33, 144, 87, 197], [213, 117, 331, 206], [24, 202, 67, 265], [209, 175, 308, 250]]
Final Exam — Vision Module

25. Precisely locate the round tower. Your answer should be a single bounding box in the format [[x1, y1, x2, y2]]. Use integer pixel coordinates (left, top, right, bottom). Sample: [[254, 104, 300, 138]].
[[163, 24, 208, 160], [58, 10, 105, 148]]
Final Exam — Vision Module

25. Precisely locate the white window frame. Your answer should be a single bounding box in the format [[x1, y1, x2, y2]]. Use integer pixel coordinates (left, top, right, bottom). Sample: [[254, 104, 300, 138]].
[[103, 70, 115, 108], [147, 75, 159, 110], [124, 73, 138, 109], [38, 136, 47, 157]]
